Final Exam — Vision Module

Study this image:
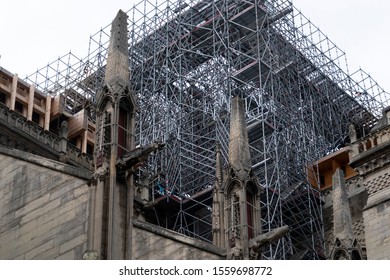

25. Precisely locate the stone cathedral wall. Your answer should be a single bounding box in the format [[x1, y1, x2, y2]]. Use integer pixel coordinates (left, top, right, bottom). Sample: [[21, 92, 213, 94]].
[[132, 220, 225, 260], [0, 147, 91, 259], [362, 170, 390, 259]]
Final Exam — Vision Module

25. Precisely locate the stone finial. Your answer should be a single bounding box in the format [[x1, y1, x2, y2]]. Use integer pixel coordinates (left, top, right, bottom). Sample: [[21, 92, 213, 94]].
[[330, 168, 363, 259], [59, 120, 68, 139], [348, 123, 357, 143], [104, 10, 130, 85], [228, 97, 252, 175], [59, 120, 68, 161], [332, 168, 354, 240]]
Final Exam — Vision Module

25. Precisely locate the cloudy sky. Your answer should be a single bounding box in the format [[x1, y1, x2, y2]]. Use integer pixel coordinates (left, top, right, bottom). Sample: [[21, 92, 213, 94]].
[[1, 0, 389, 91]]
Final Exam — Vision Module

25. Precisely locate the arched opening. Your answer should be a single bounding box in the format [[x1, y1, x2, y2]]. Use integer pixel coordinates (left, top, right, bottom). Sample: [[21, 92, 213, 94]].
[[226, 180, 259, 247], [333, 249, 348, 260], [95, 98, 113, 166], [226, 182, 241, 249], [245, 182, 259, 240], [118, 97, 134, 157], [351, 250, 361, 260]]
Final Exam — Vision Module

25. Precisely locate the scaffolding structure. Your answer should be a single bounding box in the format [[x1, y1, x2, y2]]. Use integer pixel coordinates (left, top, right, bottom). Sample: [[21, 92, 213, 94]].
[[25, 0, 390, 259]]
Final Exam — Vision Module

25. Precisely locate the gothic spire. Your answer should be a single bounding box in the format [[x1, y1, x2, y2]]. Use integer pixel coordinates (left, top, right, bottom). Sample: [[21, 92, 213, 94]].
[[104, 9, 130, 85], [330, 168, 362, 259], [332, 168, 354, 240], [228, 96, 252, 175]]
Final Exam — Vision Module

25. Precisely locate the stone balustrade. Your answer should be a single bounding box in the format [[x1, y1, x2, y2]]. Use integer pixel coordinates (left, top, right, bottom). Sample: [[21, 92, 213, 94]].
[[0, 102, 93, 170], [349, 107, 390, 175]]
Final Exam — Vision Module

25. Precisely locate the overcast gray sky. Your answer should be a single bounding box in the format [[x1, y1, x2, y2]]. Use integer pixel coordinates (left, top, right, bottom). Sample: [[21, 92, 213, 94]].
[[1, 0, 389, 91], [294, 0, 390, 92]]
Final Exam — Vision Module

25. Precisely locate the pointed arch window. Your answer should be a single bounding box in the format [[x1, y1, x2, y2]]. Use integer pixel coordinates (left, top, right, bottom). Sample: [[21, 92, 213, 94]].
[[96, 100, 113, 162], [246, 189, 254, 240], [226, 181, 259, 248], [227, 190, 241, 248], [117, 98, 134, 157], [118, 106, 127, 157]]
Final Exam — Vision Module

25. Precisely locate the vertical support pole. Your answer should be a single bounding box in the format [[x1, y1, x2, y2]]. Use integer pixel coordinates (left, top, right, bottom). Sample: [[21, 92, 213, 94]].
[[44, 94, 51, 130], [27, 84, 35, 121], [58, 120, 68, 162], [10, 74, 18, 111], [82, 130, 88, 154]]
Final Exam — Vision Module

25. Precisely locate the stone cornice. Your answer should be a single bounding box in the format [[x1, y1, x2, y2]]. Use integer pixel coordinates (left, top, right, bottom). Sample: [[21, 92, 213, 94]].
[[353, 150, 390, 176], [0, 103, 93, 169], [133, 219, 226, 257], [350, 140, 390, 176], [364, 187, 390, 211], [0, 144, 93, 180]]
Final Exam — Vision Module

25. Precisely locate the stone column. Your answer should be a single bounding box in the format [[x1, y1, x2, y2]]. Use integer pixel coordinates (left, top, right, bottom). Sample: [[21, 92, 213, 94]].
[[44, 95, 51, 131], [27, 84, 35, 121], [59, 120, 68, 162], [9, 74, 18, 110]]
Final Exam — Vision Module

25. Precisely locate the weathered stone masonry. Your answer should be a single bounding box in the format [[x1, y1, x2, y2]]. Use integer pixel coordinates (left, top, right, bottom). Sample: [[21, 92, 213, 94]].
[[0, 146, 92, 259]]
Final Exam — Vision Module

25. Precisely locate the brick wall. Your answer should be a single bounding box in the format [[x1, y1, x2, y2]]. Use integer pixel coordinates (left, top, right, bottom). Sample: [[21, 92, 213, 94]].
[[0, 152, 90, 259]]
